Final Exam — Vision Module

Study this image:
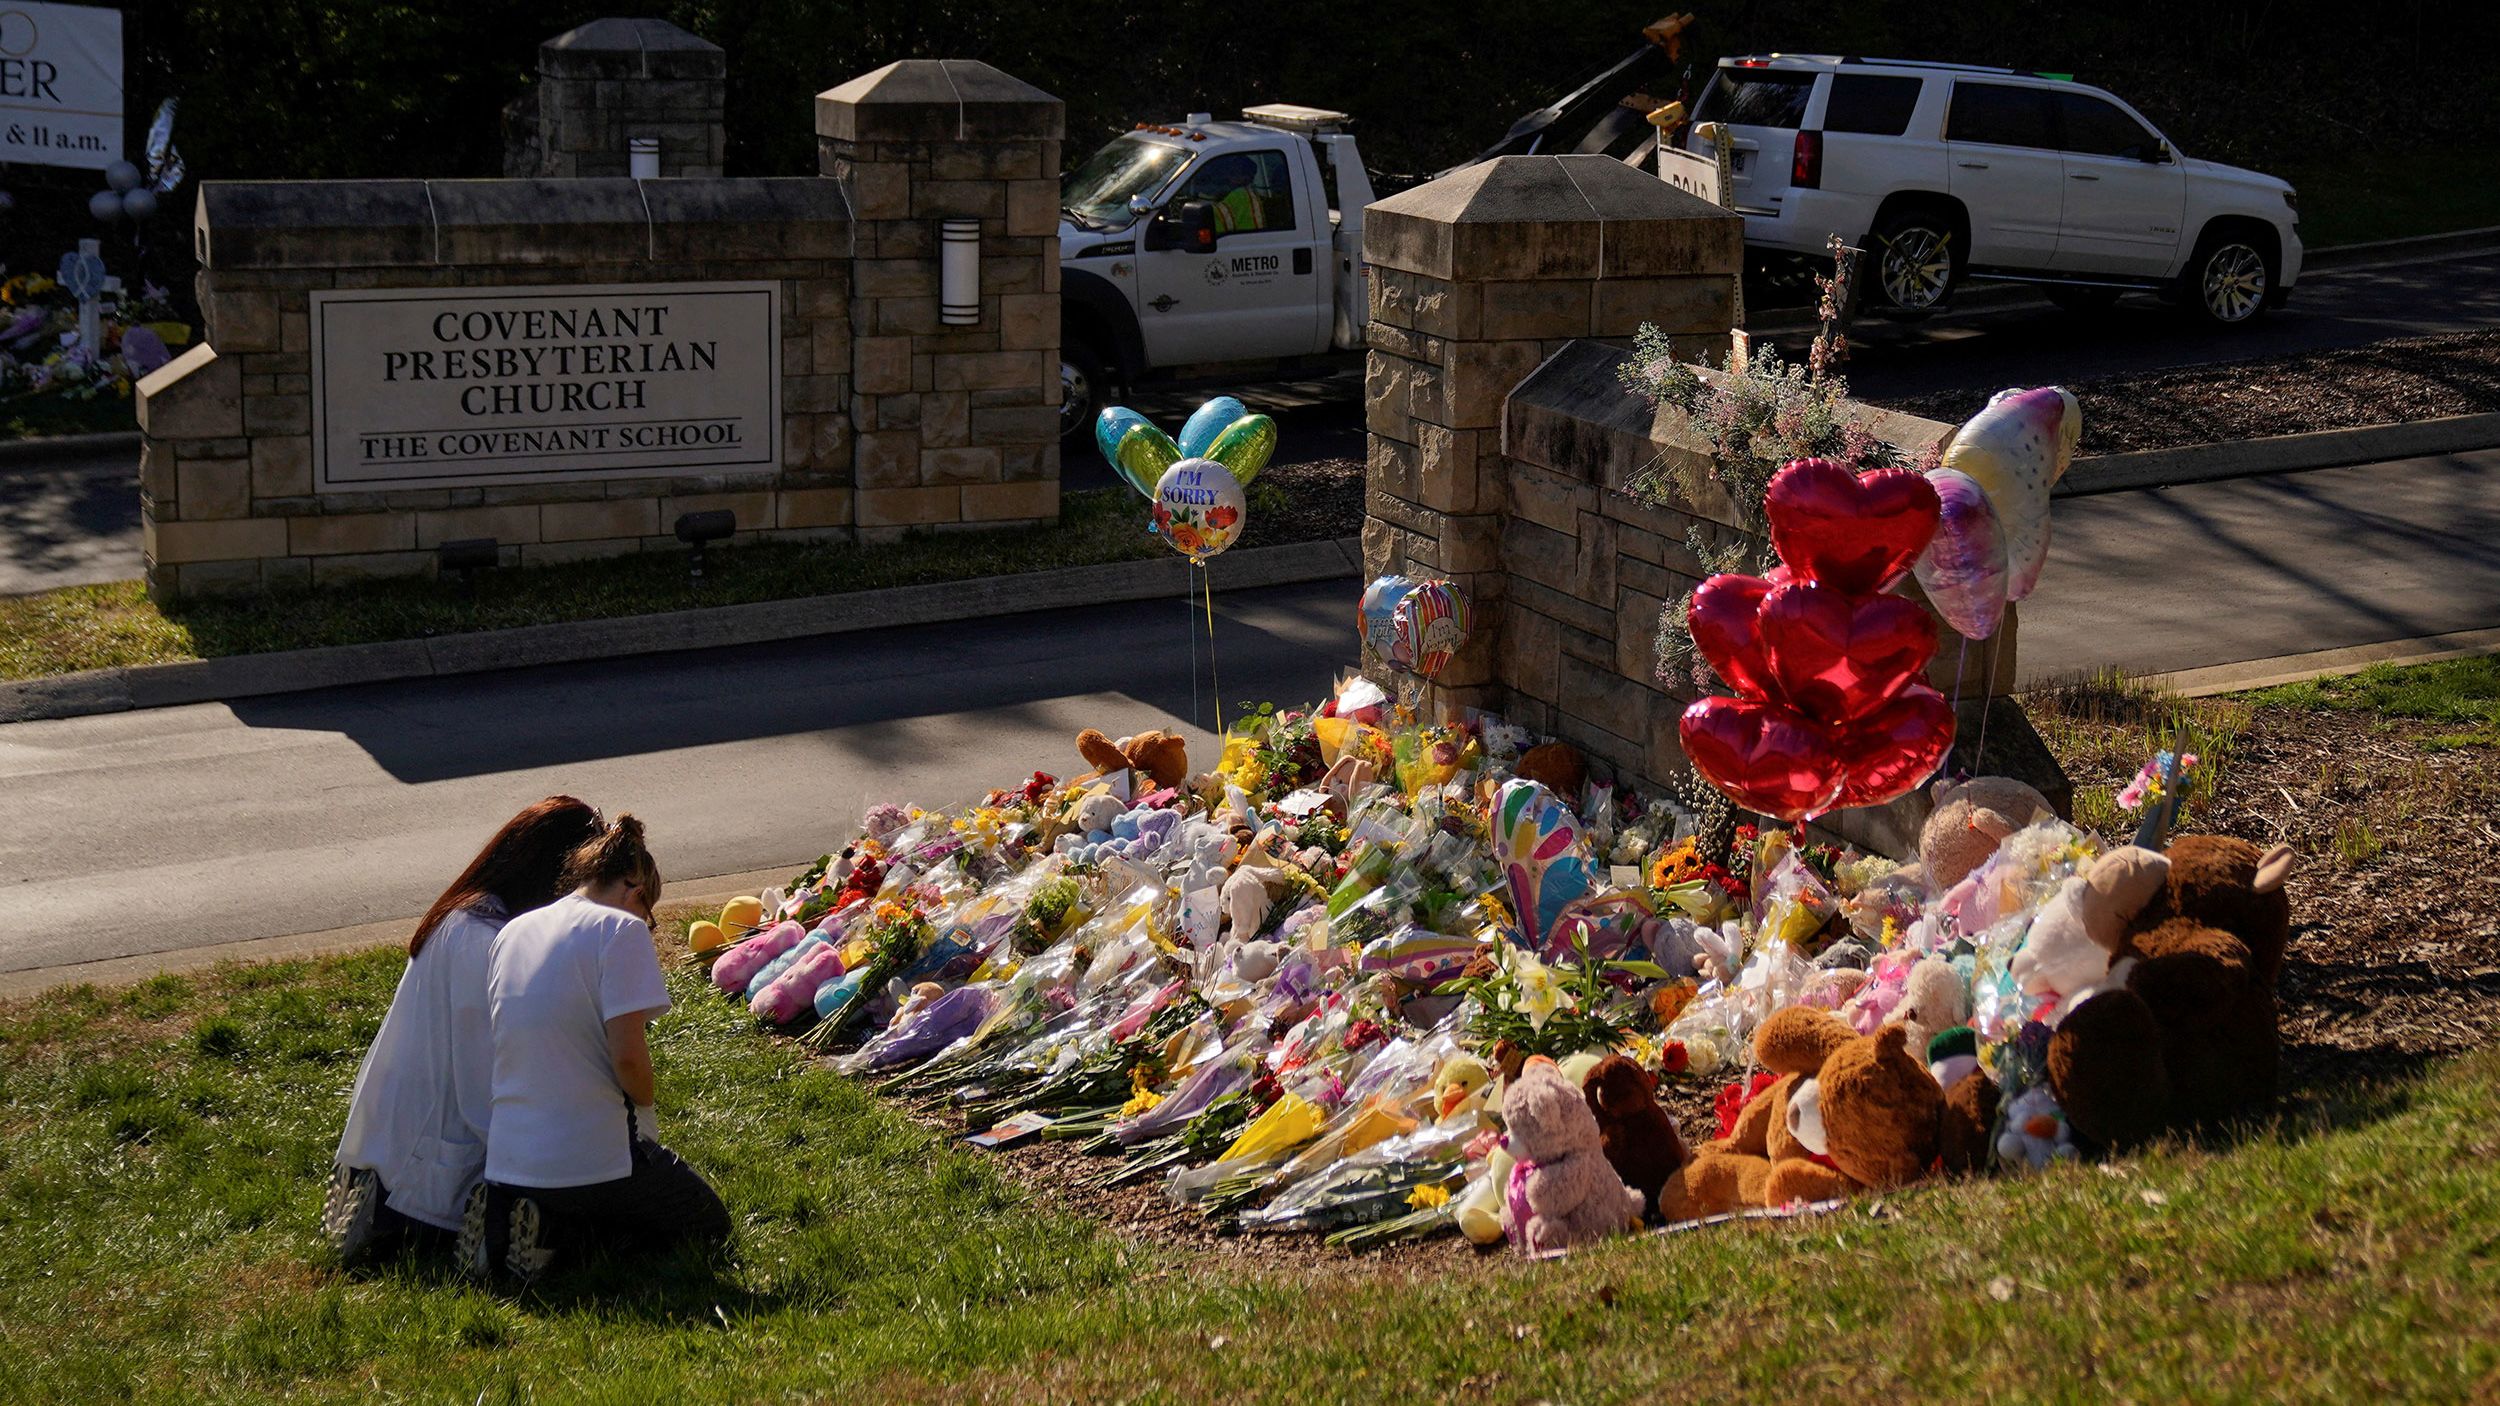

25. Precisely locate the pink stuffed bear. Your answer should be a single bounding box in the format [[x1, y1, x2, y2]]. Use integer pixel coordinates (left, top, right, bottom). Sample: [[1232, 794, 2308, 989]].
[[1497, 1058, 1644, 1254]]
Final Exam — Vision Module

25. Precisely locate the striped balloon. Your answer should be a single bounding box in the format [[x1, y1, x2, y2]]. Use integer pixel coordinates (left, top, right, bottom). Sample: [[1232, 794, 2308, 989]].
[[1392, 579, 1471, 680]]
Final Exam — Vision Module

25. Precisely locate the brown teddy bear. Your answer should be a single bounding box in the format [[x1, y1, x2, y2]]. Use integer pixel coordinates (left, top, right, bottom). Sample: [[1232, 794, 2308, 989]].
[[2047, 834, 2294, 1148], [1497, 1057, 1645, 1252], [1657, 1006, 1853, 1221], [1513, 742, 1586, 801], [1583, 1055, 1689, 1216], [1075, 728, 1191, 791], [1908, 776, 2058, 893]]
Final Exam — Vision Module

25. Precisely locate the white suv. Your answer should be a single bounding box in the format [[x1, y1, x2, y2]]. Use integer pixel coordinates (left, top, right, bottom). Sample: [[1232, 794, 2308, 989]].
[[1684, 55, 2302, 326]]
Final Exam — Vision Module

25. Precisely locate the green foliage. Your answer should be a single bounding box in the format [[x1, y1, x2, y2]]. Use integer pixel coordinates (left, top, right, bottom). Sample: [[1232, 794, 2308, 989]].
[[2246, 657, 2500, 752]]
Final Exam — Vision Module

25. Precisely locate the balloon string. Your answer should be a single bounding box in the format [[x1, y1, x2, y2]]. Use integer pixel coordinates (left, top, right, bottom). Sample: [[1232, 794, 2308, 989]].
[[1942, 634, 1971, 781], [1974, 633, 1999, 770], [1187, 563, 1200, 731], [1200, 561, 1224, 736]]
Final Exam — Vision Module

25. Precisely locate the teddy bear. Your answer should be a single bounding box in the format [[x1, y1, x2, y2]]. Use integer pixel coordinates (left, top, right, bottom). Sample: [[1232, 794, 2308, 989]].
[[1513, 742, 1586, 801], [2047, 835, 2295, 1148], [1765, 1022, 1955, 1204], [1075, 727, 1191, 791], [1904, 775, 2058, 895], [2009, 844, 2173, 1025], [1657, 1006, 1855, 1221], [1893, 955, 1972, 1058], [1583, 1054, 1689, 1217], [1497, 1057, 1645, 1253]]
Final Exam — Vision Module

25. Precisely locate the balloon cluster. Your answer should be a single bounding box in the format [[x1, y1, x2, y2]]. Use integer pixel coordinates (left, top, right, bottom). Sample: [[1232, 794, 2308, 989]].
[[1678, 458, 1955, 823], [1912, 386, 2080, 640], [1097, 396, 1277, 563], [87, 101, 188, 226], [1360, 574, 1473, 682]]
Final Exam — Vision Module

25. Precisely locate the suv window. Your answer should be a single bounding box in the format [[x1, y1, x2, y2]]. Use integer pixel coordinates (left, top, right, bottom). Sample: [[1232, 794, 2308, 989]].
[[1825, 75, 1922, 137], [1946, 81, 2055, 148], [1695, 68, 1816, 129], [2057, 91, 2160, 160], [1182, 149, 1297, 235]]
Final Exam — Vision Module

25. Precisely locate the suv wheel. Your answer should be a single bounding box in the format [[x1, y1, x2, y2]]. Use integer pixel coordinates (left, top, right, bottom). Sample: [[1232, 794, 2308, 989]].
[[1868, 208, 1959, 319], [2183, 233, 2273, 327]]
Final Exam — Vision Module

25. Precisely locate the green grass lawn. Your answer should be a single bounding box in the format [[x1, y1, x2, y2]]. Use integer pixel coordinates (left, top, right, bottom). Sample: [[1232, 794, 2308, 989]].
[[2280, 149, 2500, 250], [2244, 655, 2500, 751], [5, 895, 2499, 1402], [0, 483, 1301, 683]]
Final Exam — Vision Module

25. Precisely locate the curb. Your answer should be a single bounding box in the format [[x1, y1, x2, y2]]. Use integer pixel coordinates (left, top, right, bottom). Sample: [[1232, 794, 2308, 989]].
[[0, 430, 140, 466], [0, 535, 1365, 726], [2059, 411, 2500, 497], [2134, 625, 2500, 699], [0, 866, 800, 1000]]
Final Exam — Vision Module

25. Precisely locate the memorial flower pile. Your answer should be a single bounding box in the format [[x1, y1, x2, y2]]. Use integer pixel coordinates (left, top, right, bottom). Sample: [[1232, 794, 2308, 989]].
[[690, 671, 2293, 1255], [0, 267, 190, 406]]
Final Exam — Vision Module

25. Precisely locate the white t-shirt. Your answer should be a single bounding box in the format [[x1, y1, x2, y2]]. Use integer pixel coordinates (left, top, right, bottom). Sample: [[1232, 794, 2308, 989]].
[[335, 901, 504, 1229], [483, 892, 672, 1189]]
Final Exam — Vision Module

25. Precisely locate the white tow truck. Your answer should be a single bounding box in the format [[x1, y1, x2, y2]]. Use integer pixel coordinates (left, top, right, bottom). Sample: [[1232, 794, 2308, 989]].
[[1056, 104, 1378, 437]]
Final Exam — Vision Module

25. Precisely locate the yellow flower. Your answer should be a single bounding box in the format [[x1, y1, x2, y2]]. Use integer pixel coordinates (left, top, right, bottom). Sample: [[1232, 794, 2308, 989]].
[[1119, 1066, 1165, 1118], [1406, 1183, 1452, 1210], [1880, 915, 1902, 949]]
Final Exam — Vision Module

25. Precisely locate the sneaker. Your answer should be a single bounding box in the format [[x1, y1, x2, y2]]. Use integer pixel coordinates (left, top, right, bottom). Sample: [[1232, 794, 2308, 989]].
[[321, 1164, 381, 1265], [503, 1195, 556, 1286], [455, 1182, 496, 1284]]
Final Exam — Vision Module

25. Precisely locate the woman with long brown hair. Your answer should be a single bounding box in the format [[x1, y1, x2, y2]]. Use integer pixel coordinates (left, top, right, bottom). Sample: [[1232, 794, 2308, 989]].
[[324, 796, 603, 1264], [461, 814, 731, 1285]]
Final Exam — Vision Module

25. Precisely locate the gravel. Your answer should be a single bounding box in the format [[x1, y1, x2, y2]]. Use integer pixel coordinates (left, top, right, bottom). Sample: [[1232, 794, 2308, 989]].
[[1882, 329, 2500, 456]]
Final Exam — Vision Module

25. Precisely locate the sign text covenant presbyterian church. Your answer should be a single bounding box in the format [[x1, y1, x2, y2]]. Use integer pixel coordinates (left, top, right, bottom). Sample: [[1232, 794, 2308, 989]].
[[310, 282, 779, 492]]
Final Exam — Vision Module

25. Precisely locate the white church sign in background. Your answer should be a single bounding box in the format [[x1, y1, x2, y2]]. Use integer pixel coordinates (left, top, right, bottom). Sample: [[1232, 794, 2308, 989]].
[[0, 2, 124, 171]]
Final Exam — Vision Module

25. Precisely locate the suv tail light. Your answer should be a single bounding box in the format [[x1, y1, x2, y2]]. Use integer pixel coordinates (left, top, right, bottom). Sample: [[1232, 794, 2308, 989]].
[[1792, 130, 1823, 189]]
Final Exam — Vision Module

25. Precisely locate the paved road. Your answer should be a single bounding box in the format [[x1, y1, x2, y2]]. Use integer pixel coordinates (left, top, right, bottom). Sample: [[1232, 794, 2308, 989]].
[[0, 579, 1352, 976], [0, 448, 140, 595], [6, 451, 2495, 979], [2016, 448, 2500, 682]]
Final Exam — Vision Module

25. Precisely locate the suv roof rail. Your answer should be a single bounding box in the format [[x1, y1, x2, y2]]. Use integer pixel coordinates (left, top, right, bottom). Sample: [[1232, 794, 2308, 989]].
[[1722, 53, 2025, 78], [1840, 56, 2023, 75]]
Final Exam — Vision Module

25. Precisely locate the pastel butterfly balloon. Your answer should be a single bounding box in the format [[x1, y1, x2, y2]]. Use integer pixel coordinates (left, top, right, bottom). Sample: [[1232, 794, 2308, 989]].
[[1493, 778, 1594, 950], [1939, 386, 2079, 605]]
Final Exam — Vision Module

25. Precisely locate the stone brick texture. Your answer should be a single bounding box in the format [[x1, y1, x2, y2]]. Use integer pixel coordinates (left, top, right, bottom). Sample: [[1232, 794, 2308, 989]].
[[138, 58, 1065, 600], [1357, 156, 2059, 858]]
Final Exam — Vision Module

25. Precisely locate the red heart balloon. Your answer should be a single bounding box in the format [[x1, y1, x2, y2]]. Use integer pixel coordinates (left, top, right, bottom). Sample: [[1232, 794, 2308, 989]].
[[1765, 458, 1943, 595], [1679, 696, 1847, 823], [1759, 580, 1938, 724], [1687, 574, 1779, 702], [1831, 684, 1957, 810]]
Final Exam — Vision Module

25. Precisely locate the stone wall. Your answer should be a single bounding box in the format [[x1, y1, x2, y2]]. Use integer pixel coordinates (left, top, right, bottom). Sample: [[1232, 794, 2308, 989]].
[[136, 58, 1063, 598], [1359, 154, 2064, 857], [514, 18, 727, 180], [818, 60, 1063, 541]]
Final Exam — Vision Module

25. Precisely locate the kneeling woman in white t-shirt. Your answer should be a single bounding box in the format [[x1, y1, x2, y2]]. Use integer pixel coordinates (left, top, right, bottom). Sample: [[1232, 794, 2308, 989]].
[[325, 796, 604, 1263], [462, 814, 730, 1282]]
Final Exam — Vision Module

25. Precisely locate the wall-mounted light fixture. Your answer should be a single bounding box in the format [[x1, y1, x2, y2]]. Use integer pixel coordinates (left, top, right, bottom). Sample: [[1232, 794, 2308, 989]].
[[628, 135, 661, 180], [939, 218, 981, 326]]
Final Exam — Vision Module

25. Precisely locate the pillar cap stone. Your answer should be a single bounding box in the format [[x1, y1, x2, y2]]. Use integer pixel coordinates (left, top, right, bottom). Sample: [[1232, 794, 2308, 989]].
[[1364, 154, 1741, 283], [816, 60, 1064, 145], [540, 18, 725, 81]]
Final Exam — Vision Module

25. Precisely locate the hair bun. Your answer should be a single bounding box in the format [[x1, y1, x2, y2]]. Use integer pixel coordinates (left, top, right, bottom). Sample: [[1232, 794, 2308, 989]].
[[609, 813, 644, 843]]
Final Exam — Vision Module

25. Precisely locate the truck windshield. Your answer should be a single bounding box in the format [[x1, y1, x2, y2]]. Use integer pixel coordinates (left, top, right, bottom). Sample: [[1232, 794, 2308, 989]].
[[1061, 136, 1192, 227]]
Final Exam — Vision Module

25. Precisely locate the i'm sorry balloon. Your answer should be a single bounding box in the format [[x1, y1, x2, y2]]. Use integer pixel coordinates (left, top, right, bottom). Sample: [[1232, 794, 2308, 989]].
[[1937, 387, 2080, 605], [1151, 458, 1246, 561]]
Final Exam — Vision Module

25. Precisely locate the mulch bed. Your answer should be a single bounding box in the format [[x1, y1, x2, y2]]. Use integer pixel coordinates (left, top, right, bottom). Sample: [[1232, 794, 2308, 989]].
[[2048, 700, 2500, 1095], [1883, 329, 2500, 456], [1233, 456, 1367, 550]]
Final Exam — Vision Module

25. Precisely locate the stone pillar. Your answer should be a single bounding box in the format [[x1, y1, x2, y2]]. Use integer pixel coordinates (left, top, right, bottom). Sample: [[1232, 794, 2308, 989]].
[[817, 61, 1063, 540], [1360, 155, 1741, 717], [520, 18, 727, 179]]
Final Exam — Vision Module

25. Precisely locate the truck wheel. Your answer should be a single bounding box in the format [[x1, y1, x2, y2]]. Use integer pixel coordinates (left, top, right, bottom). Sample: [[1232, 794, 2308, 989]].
[[1060, 338, 1108, 443], [1867, 206, 1960, 320], [2180, 230, 2274, 327]]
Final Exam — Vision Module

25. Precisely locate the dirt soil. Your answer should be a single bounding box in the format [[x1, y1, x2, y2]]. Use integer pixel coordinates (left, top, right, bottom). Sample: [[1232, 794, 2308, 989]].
[[1233, 456, 1367, 550], [1882, 329, 2500, 456]]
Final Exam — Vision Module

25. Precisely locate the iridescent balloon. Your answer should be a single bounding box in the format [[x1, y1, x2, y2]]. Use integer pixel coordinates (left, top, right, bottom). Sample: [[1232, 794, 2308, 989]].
[[1360, 575, 1417, 662], [1177, 396, 1247, 457], [1114, 423, 1182, 498], [1095, 406, 1152, 486], [1203, 413, 1276, 484], [1913, 468, 2011, 641]]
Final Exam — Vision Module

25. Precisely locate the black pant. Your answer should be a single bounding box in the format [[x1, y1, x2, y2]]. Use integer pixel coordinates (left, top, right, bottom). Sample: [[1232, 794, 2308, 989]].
[[490, 1134, 731, 1261]]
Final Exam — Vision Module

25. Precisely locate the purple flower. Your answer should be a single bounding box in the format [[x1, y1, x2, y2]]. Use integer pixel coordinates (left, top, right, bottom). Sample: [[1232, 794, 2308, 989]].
[[119, 326, 171, 376]]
